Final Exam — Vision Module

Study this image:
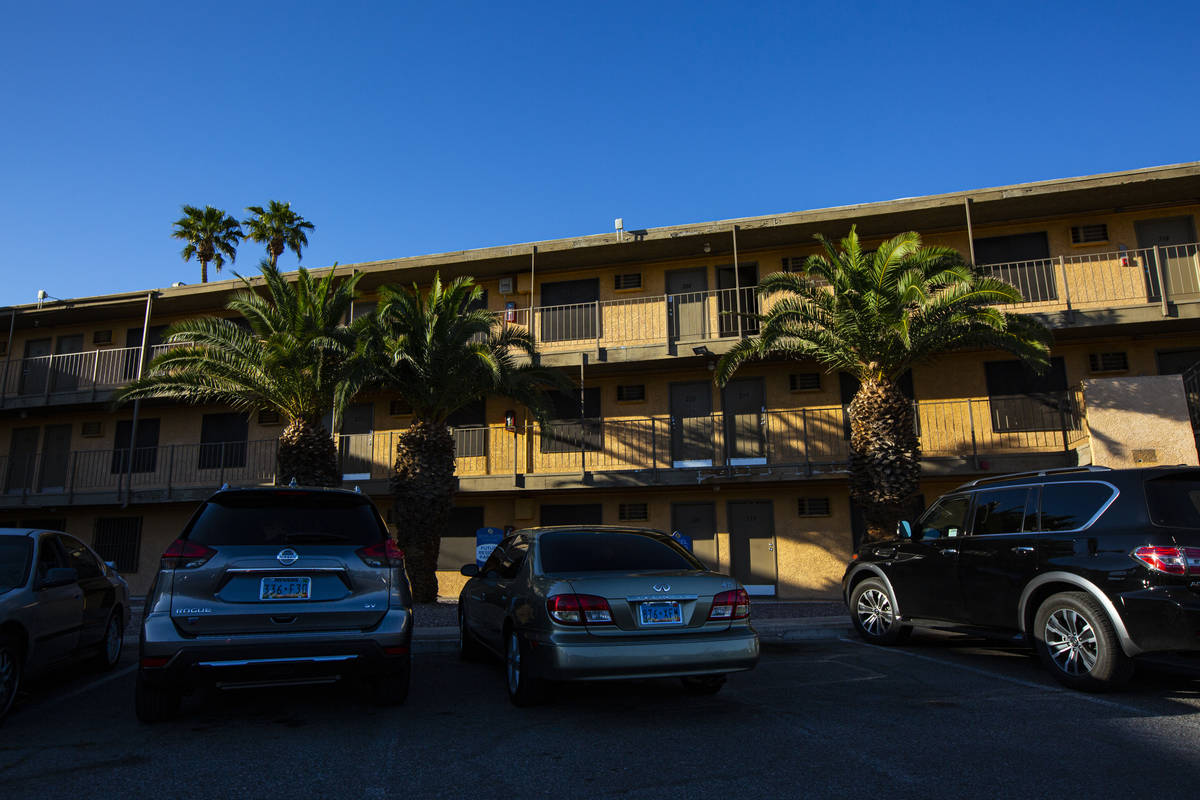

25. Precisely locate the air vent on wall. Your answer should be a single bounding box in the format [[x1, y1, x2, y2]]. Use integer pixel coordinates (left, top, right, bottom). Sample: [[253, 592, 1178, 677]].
[[390, 399, 413, 416], [93, 329, 113, 345], [619, 503, 649, 521], [1088, 351, 1128, 373], [614, 273, 642, 291], [1070, 223, 1109, 244], [498, 277, 515, 294], [789, 373, 821, 391], [616, 384, 646, 402], [257, 409, 281, 425], [798, 497, 832, 517], [81, 421, 104, 437]]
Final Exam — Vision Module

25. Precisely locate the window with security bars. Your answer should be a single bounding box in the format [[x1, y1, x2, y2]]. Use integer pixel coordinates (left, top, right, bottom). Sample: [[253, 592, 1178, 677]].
[[789, 373, 821, 391], [614, 273, 642, 290], [93, 517, 142, 573], [1088, 352, 1129, 373], [1070, 223, 1109, 244], [619, 503, 649, 521], [798, 497, 831, 517], [616, 384, 646, 402]]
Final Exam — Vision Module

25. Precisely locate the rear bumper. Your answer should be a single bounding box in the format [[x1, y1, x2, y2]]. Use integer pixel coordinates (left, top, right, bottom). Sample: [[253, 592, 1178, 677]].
[[139, 607, 412, 689], [526, 626, 760, 681], [1118, 587, 1200, 653]]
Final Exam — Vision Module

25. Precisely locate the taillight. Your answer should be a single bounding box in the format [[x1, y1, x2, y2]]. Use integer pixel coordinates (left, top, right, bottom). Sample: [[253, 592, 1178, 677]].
[[357, 540, 406, 568], [709, 588, 751, 620], [160, 538, 216, 570], [1133, 546, 1200, 576], [547, 594, 613, 625]]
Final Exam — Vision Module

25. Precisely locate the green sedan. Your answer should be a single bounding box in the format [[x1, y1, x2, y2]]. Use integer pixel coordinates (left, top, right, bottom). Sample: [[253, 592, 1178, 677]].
[[457, 526, 760, 705]]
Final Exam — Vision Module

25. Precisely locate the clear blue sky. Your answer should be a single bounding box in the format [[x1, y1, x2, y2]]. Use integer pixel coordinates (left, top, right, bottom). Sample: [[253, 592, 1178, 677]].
[[2, 0, 1197, 305]]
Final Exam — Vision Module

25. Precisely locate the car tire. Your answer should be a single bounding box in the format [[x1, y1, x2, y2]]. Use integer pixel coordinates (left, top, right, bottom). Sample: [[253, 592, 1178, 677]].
[[0, 635, 23, 723], [368, 659, 411, 707], [505, 629, 545, 707], [1033, 591, 1133, 692], [134, 673, 181, 723], [90, 612, 123, 672], [680, 675, 726, 695], [458, 611, 485, 662], [849, 577, 912, 645]]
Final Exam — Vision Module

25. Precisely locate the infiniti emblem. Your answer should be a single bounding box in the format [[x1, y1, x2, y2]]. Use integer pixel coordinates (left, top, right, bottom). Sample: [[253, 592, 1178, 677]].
[[652, 583, 671, 592], [277, 548, 299, 565]]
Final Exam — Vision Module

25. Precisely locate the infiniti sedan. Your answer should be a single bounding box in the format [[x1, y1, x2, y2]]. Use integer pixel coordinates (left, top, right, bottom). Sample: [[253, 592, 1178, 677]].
[[1, 528, 130, 721], [457, 526, 759, 705]]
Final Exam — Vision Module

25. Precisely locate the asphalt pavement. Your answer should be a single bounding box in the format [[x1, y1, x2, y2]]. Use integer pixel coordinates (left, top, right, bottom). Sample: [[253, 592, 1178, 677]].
[[4, 609, 1200, 799]]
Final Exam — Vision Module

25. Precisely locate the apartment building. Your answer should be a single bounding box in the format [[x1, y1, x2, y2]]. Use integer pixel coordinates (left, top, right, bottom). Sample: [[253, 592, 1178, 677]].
[[4, 163, 1200, 598]]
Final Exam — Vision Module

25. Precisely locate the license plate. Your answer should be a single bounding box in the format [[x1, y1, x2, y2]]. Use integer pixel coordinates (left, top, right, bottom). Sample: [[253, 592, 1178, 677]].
[[259, 576, 311, 601], [639, 601, 682, 626]]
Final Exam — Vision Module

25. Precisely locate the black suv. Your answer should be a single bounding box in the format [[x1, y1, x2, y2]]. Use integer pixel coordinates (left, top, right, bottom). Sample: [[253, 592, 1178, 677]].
[[843, 466, 1200, 691]]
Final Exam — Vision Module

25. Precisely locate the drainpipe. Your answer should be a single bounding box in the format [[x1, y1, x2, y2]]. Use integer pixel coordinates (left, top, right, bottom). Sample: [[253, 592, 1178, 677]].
[[123, 291, 155, 507], [1, 310, 15, 403], [963, 198, 976, 264], [529, 245, 537, 347], [732, 225, 743, 339]]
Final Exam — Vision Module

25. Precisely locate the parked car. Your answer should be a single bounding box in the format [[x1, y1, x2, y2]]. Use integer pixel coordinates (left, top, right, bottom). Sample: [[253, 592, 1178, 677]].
[[136, 486, 413, 722], [0, 528, 130, 722], [844, 465, 1200, 691], [458, 525, 760, 705]]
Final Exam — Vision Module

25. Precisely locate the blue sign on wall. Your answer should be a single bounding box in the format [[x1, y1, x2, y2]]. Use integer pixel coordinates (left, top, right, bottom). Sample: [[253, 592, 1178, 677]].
[[475, 527, 504, 569], [670, 530, 693, 552]]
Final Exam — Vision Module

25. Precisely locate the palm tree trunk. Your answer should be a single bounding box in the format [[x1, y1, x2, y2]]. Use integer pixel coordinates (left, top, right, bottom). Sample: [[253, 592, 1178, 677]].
[[847, 378, 920, 542], [391, 421, 456, 603], [277, 417, 340, 487], [200, 257, 209, 284]]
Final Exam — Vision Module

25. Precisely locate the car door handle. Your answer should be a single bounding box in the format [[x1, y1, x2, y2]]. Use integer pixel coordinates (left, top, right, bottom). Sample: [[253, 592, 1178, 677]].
[[1012, 546, 1035, 555]]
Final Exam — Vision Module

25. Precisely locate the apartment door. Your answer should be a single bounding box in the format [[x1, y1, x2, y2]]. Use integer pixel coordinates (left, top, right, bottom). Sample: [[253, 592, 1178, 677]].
[[716, 263, 759, 337], [671, 502, 717, 570], [540, 504, 603, 526], [727, 500, 777, 595], [340, 403, 375, 480], [1136, 215, 1199, 301], [50, 334, 84, 393], [38, 424, 73, 492], [540, 279, 599, 342], [666, 268, 709, 341], [112, 419, 160, 475], [19, 338, 51, 395], [670, 382, 714, 467], [5, 427, 40, 493], [723, 378, 766, 465]]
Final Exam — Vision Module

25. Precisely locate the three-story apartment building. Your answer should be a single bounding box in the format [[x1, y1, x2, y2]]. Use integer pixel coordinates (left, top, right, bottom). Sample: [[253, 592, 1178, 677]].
[[4, 163, 1200, 598]]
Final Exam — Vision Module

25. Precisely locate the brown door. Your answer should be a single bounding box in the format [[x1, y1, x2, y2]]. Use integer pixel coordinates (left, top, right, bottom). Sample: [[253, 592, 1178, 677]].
[[38, 424, 73, 492], [1136, 216, 1199, 301], [723, 378, 766, 464], [716, 263, 759, 337], [6, 427, 40, 493], [727, 500, 777, 595], [19, 338, 51, 395], [670, 382, 714, 467], [339, 403, 375, 479], [666, 269, 708, 341], [672, 502, 717, 569], [50, 334, 84, 393]]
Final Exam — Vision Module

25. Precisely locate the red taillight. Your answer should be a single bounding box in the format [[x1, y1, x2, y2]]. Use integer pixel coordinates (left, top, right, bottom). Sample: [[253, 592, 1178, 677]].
[[547, 594, 614, 625], [141, 656, 170, 668], [357, 540, 406, 568], [160, 538, 216, 570], [1133, 546, 1200, 576], [709, 588, 751, 620]]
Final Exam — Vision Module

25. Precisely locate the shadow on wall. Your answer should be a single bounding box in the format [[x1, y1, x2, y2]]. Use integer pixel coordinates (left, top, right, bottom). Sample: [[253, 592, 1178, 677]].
[[1082, 375, 1199, 466]]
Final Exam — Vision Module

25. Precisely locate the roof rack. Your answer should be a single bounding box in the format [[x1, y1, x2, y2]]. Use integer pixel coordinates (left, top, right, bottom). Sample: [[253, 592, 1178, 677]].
[[956, 465, 1112, 490]]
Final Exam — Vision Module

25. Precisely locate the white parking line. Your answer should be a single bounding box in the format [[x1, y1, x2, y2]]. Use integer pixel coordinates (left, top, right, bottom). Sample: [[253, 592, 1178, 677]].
[[39, 663, 137, 709]]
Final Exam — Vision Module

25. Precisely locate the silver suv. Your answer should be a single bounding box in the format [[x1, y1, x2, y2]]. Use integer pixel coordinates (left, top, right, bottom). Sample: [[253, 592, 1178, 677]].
[[137, 487, 413, 722]]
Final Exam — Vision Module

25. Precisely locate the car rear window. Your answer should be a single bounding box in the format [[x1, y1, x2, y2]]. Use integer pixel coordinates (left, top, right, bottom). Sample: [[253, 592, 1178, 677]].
[[0, 536, 33, 593], [538, 531, 702, 573], [184, 492, 388, 546], [1145, 475, 1200, 528]]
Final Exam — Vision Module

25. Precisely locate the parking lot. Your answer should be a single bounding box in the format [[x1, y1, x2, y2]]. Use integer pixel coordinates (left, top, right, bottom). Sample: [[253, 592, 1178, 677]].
[[4, 625, 1200, 799]]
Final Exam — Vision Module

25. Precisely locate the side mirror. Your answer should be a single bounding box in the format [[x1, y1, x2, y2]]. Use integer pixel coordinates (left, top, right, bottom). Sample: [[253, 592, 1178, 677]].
[[897, 520, 914, 540], [460, 564, 480, 578], [39, 567, 78, 589]]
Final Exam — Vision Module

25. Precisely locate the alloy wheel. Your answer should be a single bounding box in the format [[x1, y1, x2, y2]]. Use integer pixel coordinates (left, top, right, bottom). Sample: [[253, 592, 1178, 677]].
[[506, 633, 521, 694], [1043, 608, 1098, 675], [104, 618, 122, 665], [856, 588, 894, 637]]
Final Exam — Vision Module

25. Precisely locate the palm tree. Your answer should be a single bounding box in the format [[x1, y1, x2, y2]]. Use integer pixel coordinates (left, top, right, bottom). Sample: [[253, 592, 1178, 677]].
[[242, 201, 315, 267], [171, 205, 242, 283], [353, 274, 569, 601], [116, 262, 363, 486], [715, 227, 1052, 540]]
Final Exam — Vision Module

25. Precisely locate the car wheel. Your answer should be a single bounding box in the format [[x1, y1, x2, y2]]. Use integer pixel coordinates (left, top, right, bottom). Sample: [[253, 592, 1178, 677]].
[[680, 675, 726, 695], [91, 613, 123, 672], [505, 630, 544, 707], [850, 577, 912, 645], [458, 611, 485, 662], [1033, 591, 1133, 692], [134, 673, 181, 723], [0, 636, 23, 722], [368, 658, 411, 707]]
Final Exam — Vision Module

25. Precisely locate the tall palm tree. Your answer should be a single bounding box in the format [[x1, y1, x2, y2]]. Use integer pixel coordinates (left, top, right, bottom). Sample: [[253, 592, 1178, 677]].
[[116, 262, 364, 486], [171, 205, 242, 283], [715, 227, 1052, 540], [352, 274, 568, 601], [242, 201, 315, 267]]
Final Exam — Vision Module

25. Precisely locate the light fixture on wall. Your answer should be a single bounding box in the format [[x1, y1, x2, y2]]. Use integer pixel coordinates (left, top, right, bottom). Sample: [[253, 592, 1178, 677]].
[[703, 242, 711, 253]]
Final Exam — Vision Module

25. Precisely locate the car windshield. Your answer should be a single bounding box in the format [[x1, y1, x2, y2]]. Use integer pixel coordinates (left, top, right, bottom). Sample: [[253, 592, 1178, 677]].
[[538, 531, 702, 573], [0, 536, 33, 593], [184, 492, 387, 546], [1145, 474, 1200, 528]]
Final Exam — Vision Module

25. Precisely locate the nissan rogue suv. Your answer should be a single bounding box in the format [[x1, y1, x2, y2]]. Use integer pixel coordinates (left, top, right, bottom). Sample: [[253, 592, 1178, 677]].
[[844, 466, 1200, 691], [137, 487, 413, 722]]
